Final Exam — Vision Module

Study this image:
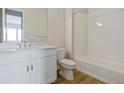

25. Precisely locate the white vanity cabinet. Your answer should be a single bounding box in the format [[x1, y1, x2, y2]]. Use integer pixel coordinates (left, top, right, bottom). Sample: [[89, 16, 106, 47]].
[[0, 47, 57, 84], [30, 48, 57, 84]]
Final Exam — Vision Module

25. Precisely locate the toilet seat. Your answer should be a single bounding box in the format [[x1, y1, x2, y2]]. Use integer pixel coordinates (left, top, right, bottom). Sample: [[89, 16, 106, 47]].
[[61, 59, 75, 66], [61, 63, 75, 70]]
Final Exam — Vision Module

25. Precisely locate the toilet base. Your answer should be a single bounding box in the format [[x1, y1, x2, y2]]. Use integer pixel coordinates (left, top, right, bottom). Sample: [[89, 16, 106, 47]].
[[59, 69, 74, 80]]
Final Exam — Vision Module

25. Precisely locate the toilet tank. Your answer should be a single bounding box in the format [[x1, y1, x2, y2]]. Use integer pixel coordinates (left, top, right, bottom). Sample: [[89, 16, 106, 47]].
[[56, 48, 66, 61]]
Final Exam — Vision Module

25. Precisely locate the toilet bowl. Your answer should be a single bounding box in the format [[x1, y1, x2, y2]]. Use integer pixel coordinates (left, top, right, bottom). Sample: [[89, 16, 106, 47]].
[[56, 48, 76, 80], [59, 59, 75, 80]]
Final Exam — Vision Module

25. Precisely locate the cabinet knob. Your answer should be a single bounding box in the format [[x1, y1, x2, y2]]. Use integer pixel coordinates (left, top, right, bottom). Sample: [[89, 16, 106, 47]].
[[27, 66, 29, 72], [31, 64, 33, 71]]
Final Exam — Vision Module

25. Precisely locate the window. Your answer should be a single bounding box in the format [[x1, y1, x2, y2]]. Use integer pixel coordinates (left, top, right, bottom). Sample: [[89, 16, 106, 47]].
[[4, 9, 23, 42]]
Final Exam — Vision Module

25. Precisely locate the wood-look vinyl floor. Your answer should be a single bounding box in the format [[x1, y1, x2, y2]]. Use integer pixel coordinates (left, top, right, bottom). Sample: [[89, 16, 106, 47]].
[[54, 69, 104, 84]]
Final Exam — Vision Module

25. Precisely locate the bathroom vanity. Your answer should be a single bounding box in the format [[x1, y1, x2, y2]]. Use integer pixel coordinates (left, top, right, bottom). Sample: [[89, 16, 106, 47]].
[[0, 46, 57, 84], [0, 8, 57, 84]]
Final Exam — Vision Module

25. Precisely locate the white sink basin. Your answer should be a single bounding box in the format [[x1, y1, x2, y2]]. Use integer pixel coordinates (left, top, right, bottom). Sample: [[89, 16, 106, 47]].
[[0, 48, 17, 52], [31, 45, 57, 49]]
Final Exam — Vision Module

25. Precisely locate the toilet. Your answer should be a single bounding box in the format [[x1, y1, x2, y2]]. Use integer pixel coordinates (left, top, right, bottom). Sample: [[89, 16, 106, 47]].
[[56, 48, 76, 80]]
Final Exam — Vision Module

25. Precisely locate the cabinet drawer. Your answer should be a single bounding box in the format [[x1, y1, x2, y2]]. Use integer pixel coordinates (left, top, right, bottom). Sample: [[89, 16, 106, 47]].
[[41, 49, 56, 57], [0, 50, 29, 65], [30, 49, 56, 60]]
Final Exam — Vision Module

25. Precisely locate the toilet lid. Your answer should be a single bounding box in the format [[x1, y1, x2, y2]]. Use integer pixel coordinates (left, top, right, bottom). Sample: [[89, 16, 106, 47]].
[[61, 59, 75, 66]]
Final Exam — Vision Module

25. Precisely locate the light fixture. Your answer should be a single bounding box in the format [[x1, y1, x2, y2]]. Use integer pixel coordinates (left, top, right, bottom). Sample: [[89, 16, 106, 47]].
[[96, 22, 103, 27]]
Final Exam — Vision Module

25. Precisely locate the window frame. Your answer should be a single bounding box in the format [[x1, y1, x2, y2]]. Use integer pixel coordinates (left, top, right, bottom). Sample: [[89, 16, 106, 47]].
[[3, 8, 24, 43]]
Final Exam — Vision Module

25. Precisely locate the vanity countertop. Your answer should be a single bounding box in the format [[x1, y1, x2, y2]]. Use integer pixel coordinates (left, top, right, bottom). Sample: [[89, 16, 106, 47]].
[[0, 45, 57, 66], [32, 45, 57, 49]]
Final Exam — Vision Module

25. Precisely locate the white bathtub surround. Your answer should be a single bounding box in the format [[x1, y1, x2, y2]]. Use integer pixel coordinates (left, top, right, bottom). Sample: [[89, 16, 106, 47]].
[[87, 8, 124, 62], [73, 8, 88, 59], [72, 8, 124, 83]]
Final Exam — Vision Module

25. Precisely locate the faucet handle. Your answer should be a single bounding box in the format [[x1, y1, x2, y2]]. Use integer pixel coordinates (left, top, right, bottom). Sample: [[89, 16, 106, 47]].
[[17, 43, 22, 48], [28, 43, 32, 47]]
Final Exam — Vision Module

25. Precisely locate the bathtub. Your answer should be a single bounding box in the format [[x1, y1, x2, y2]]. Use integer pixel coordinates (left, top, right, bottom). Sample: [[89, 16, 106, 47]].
[[75, 56, 124, 84]]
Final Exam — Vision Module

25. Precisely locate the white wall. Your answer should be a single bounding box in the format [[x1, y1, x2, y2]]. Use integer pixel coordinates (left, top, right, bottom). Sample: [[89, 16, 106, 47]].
[[13, 8, 48, 45], [48, 8, 66, 48], [65, 8, 73, 58]]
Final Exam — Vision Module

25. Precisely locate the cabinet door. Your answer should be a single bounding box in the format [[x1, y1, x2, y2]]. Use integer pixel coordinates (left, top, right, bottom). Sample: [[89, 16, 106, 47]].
[[30, 59, 45, 84], [0, 62, 29, 84], [30, 56, 57, 84], [44, 56, 57, 83]]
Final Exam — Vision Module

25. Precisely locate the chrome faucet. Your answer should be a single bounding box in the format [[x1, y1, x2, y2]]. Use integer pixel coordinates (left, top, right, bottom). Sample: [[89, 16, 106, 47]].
[[23, 40, 28, 48]]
